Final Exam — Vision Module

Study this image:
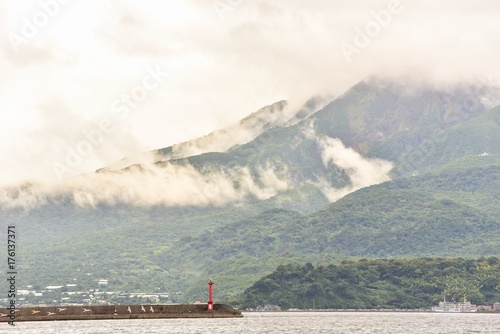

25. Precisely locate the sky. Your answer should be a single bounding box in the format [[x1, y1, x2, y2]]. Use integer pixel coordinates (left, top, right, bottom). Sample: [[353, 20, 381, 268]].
[[1, 0, 500, 186]]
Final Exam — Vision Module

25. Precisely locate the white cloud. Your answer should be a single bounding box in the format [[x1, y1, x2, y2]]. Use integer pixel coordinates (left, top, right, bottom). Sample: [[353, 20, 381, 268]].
[[0, 156, 290, 209], [0, 130, 394, 209], [317, 136, 394, 202]]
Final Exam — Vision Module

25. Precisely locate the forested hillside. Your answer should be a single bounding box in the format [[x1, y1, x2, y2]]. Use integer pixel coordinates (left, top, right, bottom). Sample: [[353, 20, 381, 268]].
[[239, 258, 500, 309]]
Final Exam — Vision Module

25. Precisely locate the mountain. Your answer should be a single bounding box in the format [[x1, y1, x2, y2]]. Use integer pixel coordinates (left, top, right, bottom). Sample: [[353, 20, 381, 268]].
[[1, 78, 498, 305], [194, 80, 488, 182]]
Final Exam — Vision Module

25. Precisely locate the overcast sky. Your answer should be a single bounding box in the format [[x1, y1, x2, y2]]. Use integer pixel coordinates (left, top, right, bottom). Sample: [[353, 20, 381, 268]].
[[1, 0, 500, 186]]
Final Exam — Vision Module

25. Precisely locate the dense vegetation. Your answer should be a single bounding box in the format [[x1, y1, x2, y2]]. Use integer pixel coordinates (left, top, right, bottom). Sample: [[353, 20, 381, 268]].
[[168, 164, 500, 301], [239, 258, 500, 309]]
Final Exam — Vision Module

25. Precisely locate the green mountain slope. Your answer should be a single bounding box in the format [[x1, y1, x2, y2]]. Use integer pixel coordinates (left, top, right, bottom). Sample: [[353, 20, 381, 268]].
[[164, 165, 500, 301], [6, 183, 329, 302], [395, 106, 500, 176]]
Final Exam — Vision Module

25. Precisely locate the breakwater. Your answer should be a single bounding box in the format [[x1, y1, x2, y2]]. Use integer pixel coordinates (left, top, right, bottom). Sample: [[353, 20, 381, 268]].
[[0, 303, 242, 322]]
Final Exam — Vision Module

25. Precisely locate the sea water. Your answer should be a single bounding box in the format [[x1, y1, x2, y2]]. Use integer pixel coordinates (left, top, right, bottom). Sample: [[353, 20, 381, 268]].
[[2, 312, 500, 334]]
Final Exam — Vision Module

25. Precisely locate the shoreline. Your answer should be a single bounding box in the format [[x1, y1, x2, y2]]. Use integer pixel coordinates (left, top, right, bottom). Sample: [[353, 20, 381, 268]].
[[243, 309, 500, 314]]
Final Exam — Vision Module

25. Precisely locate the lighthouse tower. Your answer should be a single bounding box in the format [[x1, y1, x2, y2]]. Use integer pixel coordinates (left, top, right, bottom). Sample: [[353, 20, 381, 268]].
[[207, 279, 214, 311]]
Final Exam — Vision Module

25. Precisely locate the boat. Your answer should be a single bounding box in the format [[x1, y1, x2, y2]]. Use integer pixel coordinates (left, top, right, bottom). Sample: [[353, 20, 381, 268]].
[[432, 295, 477, 313]]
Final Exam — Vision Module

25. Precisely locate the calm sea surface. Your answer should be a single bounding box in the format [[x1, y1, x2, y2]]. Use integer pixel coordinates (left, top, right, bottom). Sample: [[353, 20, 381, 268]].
[[2, 312, 500, 334]]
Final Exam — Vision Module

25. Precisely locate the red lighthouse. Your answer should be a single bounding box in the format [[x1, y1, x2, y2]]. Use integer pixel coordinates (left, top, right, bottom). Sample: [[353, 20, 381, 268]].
[[207, 279, 214, 311]]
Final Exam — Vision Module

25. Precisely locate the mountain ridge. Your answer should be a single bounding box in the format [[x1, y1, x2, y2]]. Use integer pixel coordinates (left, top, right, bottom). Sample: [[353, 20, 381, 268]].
[[1, 77, 499, 305]]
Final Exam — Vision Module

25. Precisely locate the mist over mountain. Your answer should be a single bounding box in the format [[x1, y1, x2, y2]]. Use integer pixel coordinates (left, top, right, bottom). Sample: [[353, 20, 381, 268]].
[[1, 77, 499, 304]]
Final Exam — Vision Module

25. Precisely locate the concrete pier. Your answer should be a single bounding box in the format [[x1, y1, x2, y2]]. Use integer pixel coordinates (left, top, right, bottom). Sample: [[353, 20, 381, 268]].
[[0, 304, 242, 322]]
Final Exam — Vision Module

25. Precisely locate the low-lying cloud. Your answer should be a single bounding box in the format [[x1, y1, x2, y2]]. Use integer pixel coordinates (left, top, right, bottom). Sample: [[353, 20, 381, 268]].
[[316, 136, 394, 202], [0, 155, 290, 210]]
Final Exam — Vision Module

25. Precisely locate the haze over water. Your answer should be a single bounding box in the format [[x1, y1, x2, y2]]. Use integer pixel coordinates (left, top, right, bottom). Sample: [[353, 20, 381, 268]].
[[3, 312, 500, 334]]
